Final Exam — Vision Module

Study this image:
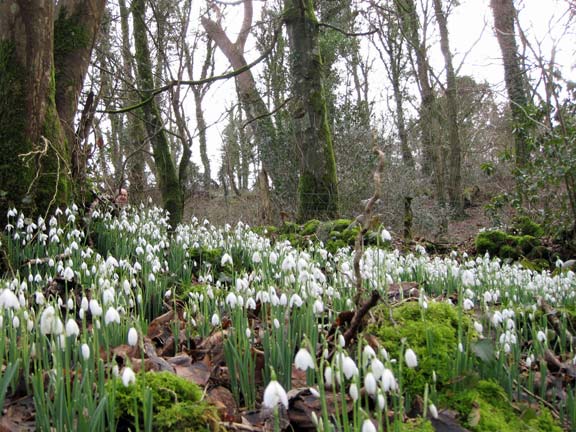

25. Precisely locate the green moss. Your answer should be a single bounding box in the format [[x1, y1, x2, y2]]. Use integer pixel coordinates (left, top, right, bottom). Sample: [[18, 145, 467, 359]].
[[447, 380, 562, 432], [401, 418, 435, 431], [517, 235, 539, 254], [301, 219, 321, 235], [475, 230, 508, 256], [297, 170, 339, 222], [279, 221, 300, 234], [331, 219, 353, 232], [512, 216, 544, 238], [367, 301, 469, 394], [341, 227, 360, 245], [54, 7, 91, 77], [498, 244, 520, 260], [108, 371, 217, 432]]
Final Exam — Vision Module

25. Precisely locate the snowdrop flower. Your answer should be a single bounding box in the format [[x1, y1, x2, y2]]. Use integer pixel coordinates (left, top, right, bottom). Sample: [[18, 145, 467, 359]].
[[362, 419, 377, 432], [62, 266, 74, 281], [371, 358, 385, 380], [65, 319, 80, 338], [40, 306, 64, 335], [349, 383, 359, 401], [89, 299, 103, 317], [211, 313, 220, 326], [245, 297, 256, 310], [262, 379, 289, 409], [312, 299, 324, 314], [104, 307, 120, 325], [381, 229, 392, 242], [128, 327, 138, 346], [463, 298, 474, 311], [342, 356, 359, 379], [289, 294, 303, 308], [429, 403, 439, 419], [294, 348, 315, 371], [122, 367, 136, 387], [473, 321, 483, 334], [269, 251, 278, 264], [364, 372, 378, 395], [67, 298, 74, 310], [281, 256, 295, 272], [537, 330, 547, 344], [338, 334, 346, 347], [245, 328, 251, 338], [381, 368, 398, 392], [221, 253, 233, 267], [405, 348, 418, 368], [252, 251, 261, 263], [324, 366, 333, 386], [81, 343, 90, 360], [273, 318, 280, 329], [226, 292, 238, 308], [0, 289, 20, 309], [12, 316, 20, 329]]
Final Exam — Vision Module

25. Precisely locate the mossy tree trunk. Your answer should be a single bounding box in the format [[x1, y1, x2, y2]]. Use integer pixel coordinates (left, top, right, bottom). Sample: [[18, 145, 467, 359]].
[[132, 0, 183, 229], [284, 0, 339, 222], [54, 0, 106, 203], [0, 1, 72, 224], [490, 0, 530, 167]]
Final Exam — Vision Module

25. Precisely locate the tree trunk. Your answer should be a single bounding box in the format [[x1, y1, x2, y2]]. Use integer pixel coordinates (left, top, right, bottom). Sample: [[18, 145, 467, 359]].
[[54, 0, 106, 200], [201, 0, 280, 191], [133, 0, 183, 228], [395, 0, 445, 209], [490, 0, 530, 167], [284, 0, 339, 221], [0, 1, 70, 223], [433, 0, 464, 216]]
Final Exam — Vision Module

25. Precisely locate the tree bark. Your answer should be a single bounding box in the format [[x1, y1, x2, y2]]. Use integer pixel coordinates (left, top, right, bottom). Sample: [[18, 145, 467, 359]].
[[433, 0, 464, 216], [490, 0, 530, 167], [133, 0, 183, 228], [54, 0, 106, 198], [284, 0, 339, 221], [0, 0, 70, 222]]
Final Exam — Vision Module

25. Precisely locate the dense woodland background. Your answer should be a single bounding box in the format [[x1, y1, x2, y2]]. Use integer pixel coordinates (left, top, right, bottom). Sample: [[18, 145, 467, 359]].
[[1, 0, 575, 249]]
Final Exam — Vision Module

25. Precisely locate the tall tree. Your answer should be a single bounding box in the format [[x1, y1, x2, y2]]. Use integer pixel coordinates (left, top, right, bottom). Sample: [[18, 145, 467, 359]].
[[432, 0, 464, 216], [284, 0, 339, 220], [490, 0, 530, 167], [132, 0, 183, 228], [0, 0, 105, 223]]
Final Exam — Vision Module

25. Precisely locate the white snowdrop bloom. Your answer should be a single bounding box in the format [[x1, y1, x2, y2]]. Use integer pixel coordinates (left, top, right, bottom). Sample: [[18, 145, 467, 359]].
[[429, 403, 439, 419], [377, 391, 386, 410], [89, 299, 103, 317], [40, 306, 64, 335], [381, 368, 398, 392], [211, 313, 220, 327], [342, 356, 359, 379], [273, 318, 280, 329], [526, 356, 533, 368], [289, 294, 303, 308], [226, 292, 238, 308], [148, 273, 155, 283], [78, 309, 85, 320], [474, 321, 483, 334], [380, 348, 389, 361], [67, 298, 74, 310], [221, 253, 233, 267], [362, 419, 377, 432], [405, 348, 418, 368], [371, 358, 385, 380], [245, 297, 256, 310], [122, 367, 136, 387], [0, 289, 20, 309], [262, 379, 289, 409], [279, 293, 288, 306], [312, 299, 324, 314], [349, 383, 359, 401], [65, 319, 80, 338], [483, 291, 493, 304], [491, 311, 503, 326], [27, 319, 34, 331], [12, 316, 20, 329], [506, 318, 515, 330], [461, 270, 475, 287], [104, 307, 121, 325], [245, 328, 251, 338], [81, 296, 89, 311], [458, 342, 464, 353], [364, 372, 378, 395], [79, 343, 90, 360], [102, 288, 115, 305], [381, 229, 392, 242], [269, 251, 278, 264], [252, 251, 262, 263], [128, 327, 138, 346], [281, 256, 296, 272], [363, 345, 376, 361], [537, 330, 547, 343], [463, 298, 474, 311], [503, 342, 511, 354], [338, 334, 346, 347], [294, 348, 315, 371], [324, 366, 333, 386]]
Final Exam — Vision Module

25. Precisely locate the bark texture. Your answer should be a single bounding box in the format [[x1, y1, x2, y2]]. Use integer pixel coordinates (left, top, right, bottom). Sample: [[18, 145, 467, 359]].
[[0, 0, 69, 222], [133, 0, 183, 228], [284, 0, 339, 221], [490, 0, 530, 166]]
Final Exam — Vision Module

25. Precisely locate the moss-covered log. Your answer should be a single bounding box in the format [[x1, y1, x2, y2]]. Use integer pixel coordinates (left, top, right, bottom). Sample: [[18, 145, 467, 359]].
[[284, 0, 339, 221]]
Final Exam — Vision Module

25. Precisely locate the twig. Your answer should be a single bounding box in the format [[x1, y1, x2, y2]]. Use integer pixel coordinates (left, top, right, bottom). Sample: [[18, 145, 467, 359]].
[[343, 290, 381, 348]]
